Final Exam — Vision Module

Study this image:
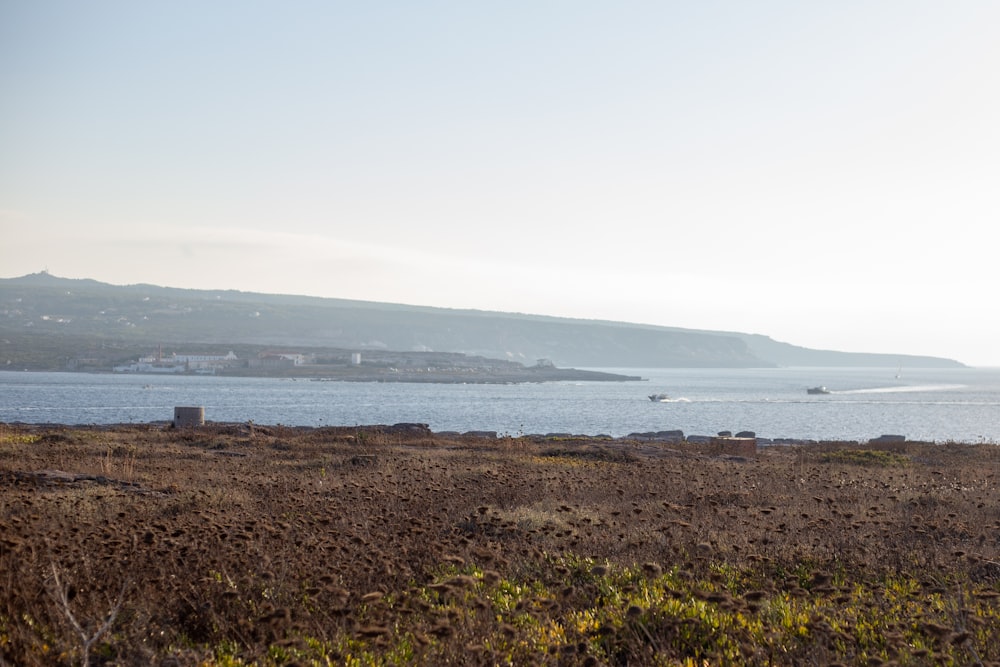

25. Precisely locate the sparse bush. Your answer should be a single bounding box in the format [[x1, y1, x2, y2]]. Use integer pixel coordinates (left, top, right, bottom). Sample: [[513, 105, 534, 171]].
[[820, 448, 909, 466]]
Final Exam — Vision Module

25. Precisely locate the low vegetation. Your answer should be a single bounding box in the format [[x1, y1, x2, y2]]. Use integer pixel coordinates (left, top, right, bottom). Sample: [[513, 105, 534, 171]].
[[819, 448, 910, 467], [2, 424, 999, 665]]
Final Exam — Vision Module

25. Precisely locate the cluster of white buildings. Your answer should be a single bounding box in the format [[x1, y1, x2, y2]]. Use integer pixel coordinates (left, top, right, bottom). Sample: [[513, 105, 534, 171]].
[[113, 350, 239, 374], [247, 352, 307, 369], [113, 349, 313, 374]]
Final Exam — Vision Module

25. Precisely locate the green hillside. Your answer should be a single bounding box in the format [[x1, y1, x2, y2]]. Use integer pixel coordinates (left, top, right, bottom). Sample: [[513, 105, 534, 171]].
[[0, 273, 965, 370]]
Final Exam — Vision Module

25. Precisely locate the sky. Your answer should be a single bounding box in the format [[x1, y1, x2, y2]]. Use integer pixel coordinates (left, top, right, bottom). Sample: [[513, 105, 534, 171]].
[[2, 2, 999, 366]]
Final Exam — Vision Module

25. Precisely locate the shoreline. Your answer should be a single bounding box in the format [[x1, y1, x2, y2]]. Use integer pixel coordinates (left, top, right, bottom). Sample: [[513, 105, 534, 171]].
[[1, 420, 977, 447], [4, 367, 998, 444], [3, 365, 644, 383]]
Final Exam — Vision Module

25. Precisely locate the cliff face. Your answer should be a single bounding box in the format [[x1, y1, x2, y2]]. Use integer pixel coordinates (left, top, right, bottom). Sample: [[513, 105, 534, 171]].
[[0, 273, 965, 368]]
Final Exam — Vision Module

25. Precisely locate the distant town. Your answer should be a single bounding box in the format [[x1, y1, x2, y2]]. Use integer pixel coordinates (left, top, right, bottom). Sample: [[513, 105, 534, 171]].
[[113, 347, 309, 375], [107, 347, 641, 384]]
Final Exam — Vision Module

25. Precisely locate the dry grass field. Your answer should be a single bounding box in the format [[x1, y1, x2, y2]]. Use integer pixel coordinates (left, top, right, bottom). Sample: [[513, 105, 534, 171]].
[[2, 422, 1000, 666]]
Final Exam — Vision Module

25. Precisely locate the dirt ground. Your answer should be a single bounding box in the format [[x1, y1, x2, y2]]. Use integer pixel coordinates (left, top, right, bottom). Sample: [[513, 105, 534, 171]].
[[2, 422, 1000, 666]]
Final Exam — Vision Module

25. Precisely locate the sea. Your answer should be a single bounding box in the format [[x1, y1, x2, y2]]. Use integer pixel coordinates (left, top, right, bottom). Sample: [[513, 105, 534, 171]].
[[1, 367, 999, 444]]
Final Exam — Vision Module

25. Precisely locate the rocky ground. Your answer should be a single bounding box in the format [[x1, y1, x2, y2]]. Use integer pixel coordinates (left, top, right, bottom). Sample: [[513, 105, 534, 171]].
[[2, 422, 1000, 666]]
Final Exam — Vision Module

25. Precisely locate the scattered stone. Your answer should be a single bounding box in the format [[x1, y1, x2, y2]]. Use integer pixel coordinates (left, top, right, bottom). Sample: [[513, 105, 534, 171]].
[[463, 431, 497, 439], [870, 434, 906, 444], [626, 430, 684, 442]]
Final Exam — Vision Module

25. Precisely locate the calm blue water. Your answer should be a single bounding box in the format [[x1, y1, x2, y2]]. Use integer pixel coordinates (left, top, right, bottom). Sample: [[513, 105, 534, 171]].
[[2, 367, 999, 443]]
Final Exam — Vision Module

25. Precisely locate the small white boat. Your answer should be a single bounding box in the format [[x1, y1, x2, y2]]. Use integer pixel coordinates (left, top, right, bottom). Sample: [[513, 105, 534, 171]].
[[806, 386, 831, 395]]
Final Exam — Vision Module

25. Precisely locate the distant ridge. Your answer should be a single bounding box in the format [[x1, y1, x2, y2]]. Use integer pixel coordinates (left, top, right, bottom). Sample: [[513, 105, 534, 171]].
[[0, 273, 966, 369]]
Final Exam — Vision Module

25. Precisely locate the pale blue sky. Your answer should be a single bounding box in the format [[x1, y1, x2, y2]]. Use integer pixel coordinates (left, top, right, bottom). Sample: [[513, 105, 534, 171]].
[[2, 2, 999, 365]]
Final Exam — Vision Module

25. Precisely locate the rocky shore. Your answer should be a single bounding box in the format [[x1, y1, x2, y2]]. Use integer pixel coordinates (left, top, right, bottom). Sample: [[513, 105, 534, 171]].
[[370, 422, 917, 449]]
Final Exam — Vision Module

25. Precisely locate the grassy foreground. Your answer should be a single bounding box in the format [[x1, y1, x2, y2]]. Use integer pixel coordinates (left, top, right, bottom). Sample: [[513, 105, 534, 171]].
[[2, 423, 1000, 666]]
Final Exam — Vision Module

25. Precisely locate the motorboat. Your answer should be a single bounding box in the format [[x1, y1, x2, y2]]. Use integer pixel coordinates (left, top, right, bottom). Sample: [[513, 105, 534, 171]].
[[648, 393, 671, 402], [806, 386, 831, 395]]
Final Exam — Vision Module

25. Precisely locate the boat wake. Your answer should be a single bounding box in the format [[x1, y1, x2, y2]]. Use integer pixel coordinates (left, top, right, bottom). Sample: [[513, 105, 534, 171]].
[[838, 384, 965, 395]]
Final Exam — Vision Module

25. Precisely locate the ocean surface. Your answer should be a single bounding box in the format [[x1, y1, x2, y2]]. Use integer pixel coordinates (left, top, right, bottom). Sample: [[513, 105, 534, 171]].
[[2, 367, 999, 443]]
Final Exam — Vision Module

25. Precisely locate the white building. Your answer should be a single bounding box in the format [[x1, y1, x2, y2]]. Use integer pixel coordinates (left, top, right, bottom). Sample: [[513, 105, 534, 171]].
[[113, 350, 239, 373]]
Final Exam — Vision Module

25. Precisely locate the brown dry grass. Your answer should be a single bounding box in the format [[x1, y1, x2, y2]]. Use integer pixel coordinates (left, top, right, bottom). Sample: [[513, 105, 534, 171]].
[[1, 423, 999, 665]]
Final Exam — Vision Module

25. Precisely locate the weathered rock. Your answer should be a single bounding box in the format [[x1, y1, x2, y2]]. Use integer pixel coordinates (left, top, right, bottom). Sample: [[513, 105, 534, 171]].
[[870, 434, 906, 444], [463, 431, 497, 439], [626, 430, 684, 442]]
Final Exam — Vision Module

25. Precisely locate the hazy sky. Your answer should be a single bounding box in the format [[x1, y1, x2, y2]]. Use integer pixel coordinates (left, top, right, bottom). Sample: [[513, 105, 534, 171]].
[[2, 2, 998, 366]]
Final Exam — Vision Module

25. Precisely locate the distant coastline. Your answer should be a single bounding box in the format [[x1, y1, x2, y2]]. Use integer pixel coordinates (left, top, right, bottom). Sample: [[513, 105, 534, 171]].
[[109, 364, 643, 384], [1, 273, 966, 370]]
